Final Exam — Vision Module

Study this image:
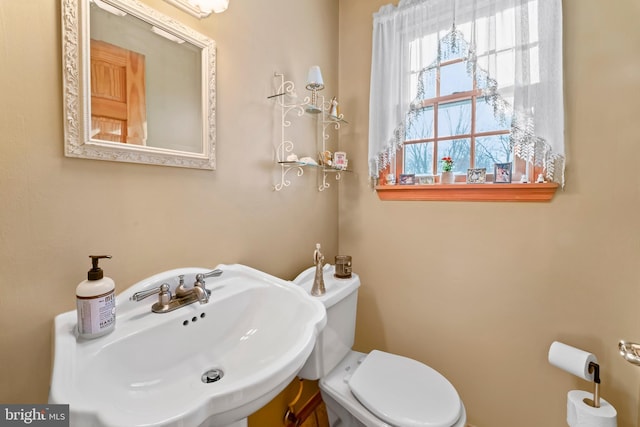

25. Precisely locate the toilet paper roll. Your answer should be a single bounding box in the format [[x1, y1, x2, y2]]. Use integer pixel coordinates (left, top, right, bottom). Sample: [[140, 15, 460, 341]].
[[567, 390, 617, 427], [549, 341, 598, 381]]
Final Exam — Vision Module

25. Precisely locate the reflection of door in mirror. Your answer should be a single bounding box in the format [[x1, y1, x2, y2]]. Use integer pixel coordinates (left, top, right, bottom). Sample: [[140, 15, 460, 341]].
[[90, 39, 146, 145]]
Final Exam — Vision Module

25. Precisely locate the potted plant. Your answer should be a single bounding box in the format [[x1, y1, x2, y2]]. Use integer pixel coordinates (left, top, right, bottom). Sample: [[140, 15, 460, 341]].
[[440, 156, 455, 184]]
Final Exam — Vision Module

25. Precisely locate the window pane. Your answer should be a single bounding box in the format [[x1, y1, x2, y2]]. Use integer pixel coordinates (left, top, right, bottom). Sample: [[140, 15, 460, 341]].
[[437, 138, 470, 173], [404, 142, 433, 175], [476, 97, 512, 133], [475, 135, 512, 170], [440, 62, 472, 97], [417, 67, 437, 100], [475, 50, 515, 90], [410, 33, 438, 73], [496, 50, 515, 88], [529, 45, 540, 84], [438, 100, 471, 137], [528, 1, 540, 44], [475, 64, 490, 91], [409, 71, 419, 100], [439, 31, 469, 62], [406, 106, 434, 140], [496, 7, 516, 51]]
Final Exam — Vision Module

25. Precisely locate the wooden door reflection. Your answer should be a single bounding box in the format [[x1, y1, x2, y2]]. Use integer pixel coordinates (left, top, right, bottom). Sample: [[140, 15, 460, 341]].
[[90, 39, 146, 145]]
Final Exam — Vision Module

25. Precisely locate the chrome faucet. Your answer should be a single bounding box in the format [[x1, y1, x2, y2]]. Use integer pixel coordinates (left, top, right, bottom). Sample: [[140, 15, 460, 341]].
[[176, 274, 205, 303], [131, 269, 223, 313], [311, 243, 326, 296]]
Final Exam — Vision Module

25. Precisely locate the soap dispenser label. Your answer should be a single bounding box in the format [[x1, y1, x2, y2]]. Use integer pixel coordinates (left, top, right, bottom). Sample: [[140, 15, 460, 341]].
[[77, 291, 115, 335]]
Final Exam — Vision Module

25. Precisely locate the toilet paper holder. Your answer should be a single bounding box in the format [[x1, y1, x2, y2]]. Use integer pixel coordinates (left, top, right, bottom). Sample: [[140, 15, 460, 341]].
[[548, 342, 602, 408], [585, 362, 601, 408]]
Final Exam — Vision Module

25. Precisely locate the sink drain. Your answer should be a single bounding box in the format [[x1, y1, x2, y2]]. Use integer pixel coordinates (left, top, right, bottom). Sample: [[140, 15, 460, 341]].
[[201, 369, 224, 383]]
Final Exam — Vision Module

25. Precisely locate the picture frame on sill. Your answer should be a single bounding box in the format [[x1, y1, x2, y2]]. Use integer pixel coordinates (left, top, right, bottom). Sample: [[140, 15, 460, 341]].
[[399, 174, 415, 185], [416, 175, 435, 185], [466, 168, 486, 184], [494, 162, 512, 183]]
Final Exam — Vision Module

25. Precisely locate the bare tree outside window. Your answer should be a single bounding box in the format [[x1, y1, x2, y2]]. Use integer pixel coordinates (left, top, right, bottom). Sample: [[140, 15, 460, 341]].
[[402, 34, 513, 178]]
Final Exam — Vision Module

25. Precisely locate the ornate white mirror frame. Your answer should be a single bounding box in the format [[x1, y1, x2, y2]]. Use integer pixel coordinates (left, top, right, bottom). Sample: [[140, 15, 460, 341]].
[[61, 0, 217, 169]]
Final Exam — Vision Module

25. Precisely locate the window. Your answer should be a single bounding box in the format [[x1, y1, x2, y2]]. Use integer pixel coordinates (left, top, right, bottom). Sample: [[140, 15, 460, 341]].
[[402, 42, 513, 177], [368, 0, 565, 200]]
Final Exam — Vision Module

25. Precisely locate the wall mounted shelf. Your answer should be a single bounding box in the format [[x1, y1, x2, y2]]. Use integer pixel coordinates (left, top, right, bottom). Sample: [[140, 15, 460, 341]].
[[270, 72, 347, 192]]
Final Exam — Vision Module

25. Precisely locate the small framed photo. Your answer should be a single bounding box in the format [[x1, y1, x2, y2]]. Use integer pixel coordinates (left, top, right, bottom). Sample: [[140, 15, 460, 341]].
[[466, 168, 486, 184], [416, 175, 435, 185], [333, 151, 347, 169], [494, 162, 512, 183], [399, 174, 415, 185]]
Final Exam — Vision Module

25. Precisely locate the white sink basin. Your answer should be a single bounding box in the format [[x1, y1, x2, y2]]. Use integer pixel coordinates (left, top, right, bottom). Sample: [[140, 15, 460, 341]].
[[49, 264, 326, 427]]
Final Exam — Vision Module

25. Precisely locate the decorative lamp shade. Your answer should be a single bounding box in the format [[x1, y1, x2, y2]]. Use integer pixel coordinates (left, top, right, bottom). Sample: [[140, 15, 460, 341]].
[[306, 66, 324, 89]]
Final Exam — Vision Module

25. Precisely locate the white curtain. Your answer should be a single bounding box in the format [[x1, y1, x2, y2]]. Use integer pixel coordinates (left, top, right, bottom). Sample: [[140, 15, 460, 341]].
[[368, 0, 565, 185]]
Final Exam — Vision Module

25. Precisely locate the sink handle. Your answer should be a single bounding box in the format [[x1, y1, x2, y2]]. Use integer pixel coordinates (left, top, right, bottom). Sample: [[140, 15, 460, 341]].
[[195, 269, 223, 285], [131, 283, 171, 303]]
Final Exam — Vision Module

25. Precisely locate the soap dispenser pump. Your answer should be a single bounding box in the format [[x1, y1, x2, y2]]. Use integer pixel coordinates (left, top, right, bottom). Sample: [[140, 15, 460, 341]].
[[76, 255, 116, 339]]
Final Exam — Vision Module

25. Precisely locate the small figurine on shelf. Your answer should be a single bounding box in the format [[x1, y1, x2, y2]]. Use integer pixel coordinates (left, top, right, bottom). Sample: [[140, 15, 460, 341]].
[[329, 96, 340, 119], [319, 150, 333, 167], [386, 173, 396, 185], [299, 156, 317, 165], [536, 173, 546, 183]]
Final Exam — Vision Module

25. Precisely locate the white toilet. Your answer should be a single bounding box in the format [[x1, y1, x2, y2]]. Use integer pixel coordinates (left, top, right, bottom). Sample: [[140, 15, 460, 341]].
[[294, 265, 467, 427]]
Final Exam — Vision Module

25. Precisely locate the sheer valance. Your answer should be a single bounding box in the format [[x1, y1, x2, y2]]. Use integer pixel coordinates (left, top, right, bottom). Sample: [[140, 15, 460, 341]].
[[368, 0, 565, 185]]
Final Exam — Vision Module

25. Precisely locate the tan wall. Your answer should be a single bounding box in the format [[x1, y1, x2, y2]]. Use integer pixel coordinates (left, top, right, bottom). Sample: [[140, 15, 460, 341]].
[[3, 0, 640, 426], [339, 1, 640, 426], [0, 0, 337, 424]]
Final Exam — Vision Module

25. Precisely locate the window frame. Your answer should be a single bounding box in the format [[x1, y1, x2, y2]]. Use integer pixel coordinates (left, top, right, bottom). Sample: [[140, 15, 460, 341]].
[[375, 26, 559, 202], [375, 181, 559, 202], [399, 57, 512, 179]]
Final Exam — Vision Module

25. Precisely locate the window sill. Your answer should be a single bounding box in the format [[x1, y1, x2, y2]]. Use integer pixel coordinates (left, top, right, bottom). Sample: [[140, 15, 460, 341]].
[[375, 182, 559, 202]]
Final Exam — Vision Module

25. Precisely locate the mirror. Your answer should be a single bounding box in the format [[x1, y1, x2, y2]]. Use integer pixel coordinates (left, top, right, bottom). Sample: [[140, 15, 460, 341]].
[[62, 0, 216, 169]]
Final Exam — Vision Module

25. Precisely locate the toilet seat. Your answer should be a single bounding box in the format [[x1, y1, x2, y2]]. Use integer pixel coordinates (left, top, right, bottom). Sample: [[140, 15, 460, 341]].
[[347, 350, 463, 427]]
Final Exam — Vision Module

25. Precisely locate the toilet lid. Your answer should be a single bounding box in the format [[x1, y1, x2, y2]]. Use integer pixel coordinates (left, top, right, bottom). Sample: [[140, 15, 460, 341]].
[[348, 350, 462, 427]]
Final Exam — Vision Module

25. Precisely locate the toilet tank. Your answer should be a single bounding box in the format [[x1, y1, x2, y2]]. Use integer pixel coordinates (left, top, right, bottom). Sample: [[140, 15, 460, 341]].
[[293, 264, 360, 380]]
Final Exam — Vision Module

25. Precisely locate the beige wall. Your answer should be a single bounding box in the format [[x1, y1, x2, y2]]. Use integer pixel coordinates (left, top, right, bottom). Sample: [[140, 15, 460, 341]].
[[3, 0, 640, 426], [0, 0, 337, 422], [339, 0, 640, 426]]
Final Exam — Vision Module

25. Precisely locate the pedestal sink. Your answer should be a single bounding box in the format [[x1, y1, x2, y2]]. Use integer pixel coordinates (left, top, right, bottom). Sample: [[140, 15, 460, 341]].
[[49, 264, 326, 427]]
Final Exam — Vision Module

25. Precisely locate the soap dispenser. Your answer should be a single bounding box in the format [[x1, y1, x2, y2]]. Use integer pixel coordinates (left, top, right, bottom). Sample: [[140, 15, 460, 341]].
[[76, 255, 116, 339]]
